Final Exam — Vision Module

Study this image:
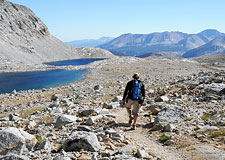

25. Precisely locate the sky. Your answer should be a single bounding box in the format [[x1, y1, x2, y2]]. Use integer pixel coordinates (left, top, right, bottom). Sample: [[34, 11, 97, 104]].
[[8, 0, 225, 42]]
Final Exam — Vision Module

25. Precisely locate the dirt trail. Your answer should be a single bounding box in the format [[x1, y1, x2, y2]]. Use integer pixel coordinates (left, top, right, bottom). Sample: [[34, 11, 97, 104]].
[[112, 108, 189, 160]]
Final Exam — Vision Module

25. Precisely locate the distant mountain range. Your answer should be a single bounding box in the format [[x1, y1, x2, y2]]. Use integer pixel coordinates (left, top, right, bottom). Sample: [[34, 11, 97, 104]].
[[183, 36, 225, 58], [97, 29, 225, 57], [65, 37, 114, 47]]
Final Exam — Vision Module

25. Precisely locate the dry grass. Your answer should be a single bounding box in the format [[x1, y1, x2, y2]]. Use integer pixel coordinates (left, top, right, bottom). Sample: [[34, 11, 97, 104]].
[[19, 106, 47, 118]]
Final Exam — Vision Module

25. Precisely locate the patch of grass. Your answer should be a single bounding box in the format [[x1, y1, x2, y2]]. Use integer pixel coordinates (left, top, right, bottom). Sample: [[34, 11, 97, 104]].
[[208, 128, 225, 138], [19, 106, 47, 118], [35, 135, 45, 148], [159, 134, 172, 143], [185, 117, 193, 121], [201, 113, 212, 121]]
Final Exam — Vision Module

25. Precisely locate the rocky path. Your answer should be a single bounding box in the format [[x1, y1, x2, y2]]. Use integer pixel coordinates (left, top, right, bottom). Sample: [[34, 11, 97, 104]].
[[112, 108, 187, 160]]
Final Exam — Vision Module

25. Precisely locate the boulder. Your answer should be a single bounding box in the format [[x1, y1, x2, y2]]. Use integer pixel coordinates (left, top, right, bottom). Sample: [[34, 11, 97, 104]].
[[0, 154, 29, 160], [54, 115, 77, 128], [204, 83, 225, 95], [62, 131, 101, 152], [0, 127, 37, 155], [154, 104, 189, 123]]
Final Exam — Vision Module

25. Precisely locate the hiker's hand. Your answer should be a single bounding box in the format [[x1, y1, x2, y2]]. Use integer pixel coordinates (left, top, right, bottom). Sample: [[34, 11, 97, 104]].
[[141, 103, 144, 106], [122, 100, 125, 105]]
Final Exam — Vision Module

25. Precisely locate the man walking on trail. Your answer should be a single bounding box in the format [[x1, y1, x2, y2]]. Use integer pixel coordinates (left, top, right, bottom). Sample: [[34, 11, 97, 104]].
[[122, 73, 145, 130]]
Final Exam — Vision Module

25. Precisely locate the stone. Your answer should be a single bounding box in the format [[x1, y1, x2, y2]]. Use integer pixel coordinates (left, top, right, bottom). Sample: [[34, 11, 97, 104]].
[[37, 140, 51, 152], [152, 108, 161, 115], [77, 154, 91, 160], [163, 123, 176, 132], [8, 114, 21, 122], [155, 96, 169, 102], [0, 127, 37, 155], [105, 129, 117, 134], [112, 155, 139, 160], [204, 83, 225, 94], [50, 108, 63, 116], [53, 157, 71, 160], [118, 145, 135, 155], [94, 85, 103, 90], [79, 109, 96, 117], [63, 131, 101, 152], [154, 104, 189, 123], [86, 115, 103, 126], [54, 115, 77, 128], [112, 96, 123, 102], [26, 121, 36, 130], [137, 149, 153, 159], [51, 94, 62, 101]]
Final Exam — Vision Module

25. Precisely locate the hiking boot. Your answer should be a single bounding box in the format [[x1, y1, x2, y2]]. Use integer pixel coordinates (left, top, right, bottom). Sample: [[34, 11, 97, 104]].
[[128, 115, 133, 125], [132, 124, 136, 130]]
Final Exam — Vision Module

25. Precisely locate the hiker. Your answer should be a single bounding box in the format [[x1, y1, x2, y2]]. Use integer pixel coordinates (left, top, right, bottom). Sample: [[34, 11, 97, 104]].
[[122, 73, 145, 130]]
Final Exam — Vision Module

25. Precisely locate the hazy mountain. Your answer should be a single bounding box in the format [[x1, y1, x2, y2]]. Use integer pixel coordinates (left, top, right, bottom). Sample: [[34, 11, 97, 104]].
[[65, 37, 114, 47], [183, 36, 225, 58], [98, 29, 225, 56], [0, 0, 114, 64]]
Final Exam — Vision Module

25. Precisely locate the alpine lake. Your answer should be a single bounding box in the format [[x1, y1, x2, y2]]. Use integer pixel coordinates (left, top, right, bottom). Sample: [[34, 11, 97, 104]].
[[0, 58, 105, 94]]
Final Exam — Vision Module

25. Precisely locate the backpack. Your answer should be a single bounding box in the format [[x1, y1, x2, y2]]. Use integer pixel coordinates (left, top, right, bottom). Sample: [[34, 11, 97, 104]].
[[132, 80, 142, 100]]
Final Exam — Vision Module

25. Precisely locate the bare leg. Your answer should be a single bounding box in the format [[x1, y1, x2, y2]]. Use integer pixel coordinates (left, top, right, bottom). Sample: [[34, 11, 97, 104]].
[[133, 115, 138, 125], [126, 108, 131, 116]]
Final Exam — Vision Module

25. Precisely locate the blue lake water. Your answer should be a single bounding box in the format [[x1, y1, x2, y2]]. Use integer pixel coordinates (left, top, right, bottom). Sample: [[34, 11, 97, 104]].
[[0, 69, 87, 94], [0, 58, 105, 94], [44, 58, 105, 66]]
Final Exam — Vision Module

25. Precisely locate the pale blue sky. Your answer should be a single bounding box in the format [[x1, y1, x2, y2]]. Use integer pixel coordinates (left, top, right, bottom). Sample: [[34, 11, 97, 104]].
[[8, 0, 225, 42]]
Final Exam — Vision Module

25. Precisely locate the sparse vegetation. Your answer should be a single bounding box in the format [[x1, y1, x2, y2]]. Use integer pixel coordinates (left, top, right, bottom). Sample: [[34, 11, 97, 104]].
[[19, 106, 47, 118], [159, 134, 172, 143], [201, 113, 212, 121], [185, 117, 193, 121], [208, 128, 225, 138]]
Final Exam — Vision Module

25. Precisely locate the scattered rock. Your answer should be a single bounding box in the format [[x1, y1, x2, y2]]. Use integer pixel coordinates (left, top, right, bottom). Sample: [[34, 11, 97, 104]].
[[63, 131, 101, 152]]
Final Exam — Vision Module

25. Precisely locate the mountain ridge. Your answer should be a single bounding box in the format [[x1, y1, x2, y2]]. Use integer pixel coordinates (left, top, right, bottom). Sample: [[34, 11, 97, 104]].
[[98, 29, 225, 57], [183, 36, 225, 58]]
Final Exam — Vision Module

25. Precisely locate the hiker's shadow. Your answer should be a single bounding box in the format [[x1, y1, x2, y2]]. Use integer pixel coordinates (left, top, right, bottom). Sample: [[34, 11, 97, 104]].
[[117, 122, 131, 127]]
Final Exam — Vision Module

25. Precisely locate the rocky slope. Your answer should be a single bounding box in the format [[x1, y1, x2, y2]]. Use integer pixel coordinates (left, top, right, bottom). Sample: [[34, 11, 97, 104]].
[[193, 53, 225, 65], [0, 0, 114, 65], [183, 36, 225, 58], [98, 29, 225, 56]]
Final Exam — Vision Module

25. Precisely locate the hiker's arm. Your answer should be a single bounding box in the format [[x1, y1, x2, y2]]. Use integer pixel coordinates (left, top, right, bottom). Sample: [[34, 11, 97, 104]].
[[141, 83, 145, 100], [122, 82, 130, 103]]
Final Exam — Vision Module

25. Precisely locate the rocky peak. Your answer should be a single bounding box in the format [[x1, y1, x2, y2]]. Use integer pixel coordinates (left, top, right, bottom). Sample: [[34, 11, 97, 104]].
[[0, 0, 49, 43], [0, 0, 6, 3]]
